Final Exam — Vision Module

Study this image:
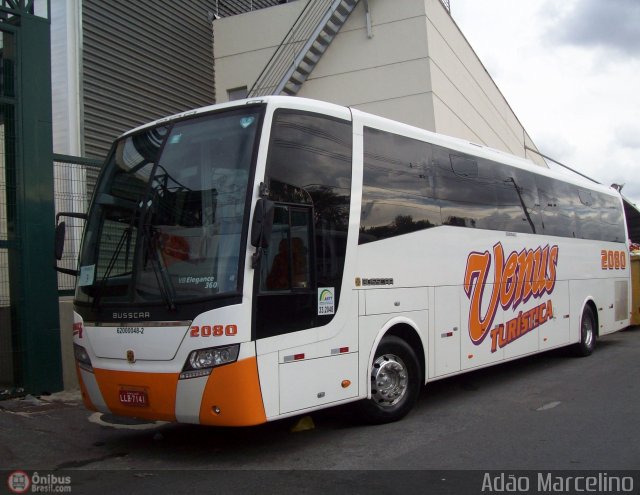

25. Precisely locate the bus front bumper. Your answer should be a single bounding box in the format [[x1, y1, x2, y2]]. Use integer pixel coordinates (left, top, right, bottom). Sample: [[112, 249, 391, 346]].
[[76, 357, 267, 427]]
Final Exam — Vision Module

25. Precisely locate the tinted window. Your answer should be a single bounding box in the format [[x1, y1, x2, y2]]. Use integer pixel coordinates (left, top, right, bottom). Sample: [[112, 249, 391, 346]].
[[564, 180, 623, 242], [491, 164, 540, 234], [361, 128, 624, 244], [536, 176, 574, 237], [574, 187, 600, 240], [450, 155, 478, 177], [76, 107, 263, 306], [434, 148, 498, 229], [360, 128, 439, 243], [256, 110, 352, 338], [599, 193, 626, 242], [261, 206, 312, 291]]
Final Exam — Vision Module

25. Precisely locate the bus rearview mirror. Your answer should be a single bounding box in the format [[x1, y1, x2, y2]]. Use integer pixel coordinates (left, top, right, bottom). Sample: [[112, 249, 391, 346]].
[[55, 222, 66, 261], [54, 211, 88, 276]]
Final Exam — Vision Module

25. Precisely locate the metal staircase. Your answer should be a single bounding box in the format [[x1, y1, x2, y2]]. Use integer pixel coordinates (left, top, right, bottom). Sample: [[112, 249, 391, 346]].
[[248, 0, 359, 97]]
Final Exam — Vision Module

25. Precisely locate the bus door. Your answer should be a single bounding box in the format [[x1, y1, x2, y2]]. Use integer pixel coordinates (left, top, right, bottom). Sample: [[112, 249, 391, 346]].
[[256, 203, 315, 336], [253, 108, 357, 416]]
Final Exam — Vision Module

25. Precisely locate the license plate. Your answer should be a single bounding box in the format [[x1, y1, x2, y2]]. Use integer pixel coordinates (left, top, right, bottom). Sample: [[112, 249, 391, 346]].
[[118, 389, 148, 407]]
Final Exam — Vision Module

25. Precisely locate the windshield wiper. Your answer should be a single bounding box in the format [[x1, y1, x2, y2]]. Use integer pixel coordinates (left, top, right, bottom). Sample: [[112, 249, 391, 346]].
[[141, 209, 177, 311], [92, 226, 133, 309]]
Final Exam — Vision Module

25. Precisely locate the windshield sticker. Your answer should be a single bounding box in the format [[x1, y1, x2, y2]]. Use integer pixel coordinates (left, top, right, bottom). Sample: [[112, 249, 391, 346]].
[[169, 134, 182, 144], [178, 276, 218, 290], [318, 287, 335, 315], [78, 265, 95, 287], [240, 116, 255, 129]]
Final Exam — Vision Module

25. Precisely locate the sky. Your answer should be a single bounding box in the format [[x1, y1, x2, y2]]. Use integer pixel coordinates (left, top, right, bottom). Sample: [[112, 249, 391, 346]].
[[451, 0, 640, 204]]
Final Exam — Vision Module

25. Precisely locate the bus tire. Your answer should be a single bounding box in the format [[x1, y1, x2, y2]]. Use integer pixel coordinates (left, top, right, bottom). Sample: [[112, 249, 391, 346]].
[[357, 336, 421, 424], [574, 305, 597, 357]]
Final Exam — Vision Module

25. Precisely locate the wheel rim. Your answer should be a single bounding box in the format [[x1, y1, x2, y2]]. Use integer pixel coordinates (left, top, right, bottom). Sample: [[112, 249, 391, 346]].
[[582, 314, 594, 348], [371, 354, 408, 407]]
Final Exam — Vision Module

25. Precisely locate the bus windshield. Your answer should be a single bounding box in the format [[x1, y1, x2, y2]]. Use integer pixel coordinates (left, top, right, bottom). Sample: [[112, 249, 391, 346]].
[[75, 106, 263, 307]]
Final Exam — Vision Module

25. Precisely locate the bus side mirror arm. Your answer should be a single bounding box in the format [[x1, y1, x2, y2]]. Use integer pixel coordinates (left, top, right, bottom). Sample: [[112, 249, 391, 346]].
[[250, 199, 274, 269], [55, 211, 88, 276]]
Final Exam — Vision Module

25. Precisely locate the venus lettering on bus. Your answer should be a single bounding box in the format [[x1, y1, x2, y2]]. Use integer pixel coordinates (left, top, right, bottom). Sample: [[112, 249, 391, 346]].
[[490, 299, 554, 352], [464, 243, 559, 345]]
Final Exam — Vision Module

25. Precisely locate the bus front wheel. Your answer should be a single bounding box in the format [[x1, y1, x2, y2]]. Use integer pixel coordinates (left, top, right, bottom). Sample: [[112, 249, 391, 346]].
[[358, 336, 421, 424], [574, 305, 597, 357]]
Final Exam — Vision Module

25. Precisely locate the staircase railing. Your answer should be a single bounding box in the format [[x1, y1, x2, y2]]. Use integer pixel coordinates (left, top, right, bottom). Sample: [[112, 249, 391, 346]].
[[249, 0, 335, 97]]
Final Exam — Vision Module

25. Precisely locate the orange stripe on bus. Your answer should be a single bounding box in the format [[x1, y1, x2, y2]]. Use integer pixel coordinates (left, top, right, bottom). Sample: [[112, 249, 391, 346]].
[[75, 364, 97, 412], [93, 368, 179, 422], [199, 357, 267, 427]]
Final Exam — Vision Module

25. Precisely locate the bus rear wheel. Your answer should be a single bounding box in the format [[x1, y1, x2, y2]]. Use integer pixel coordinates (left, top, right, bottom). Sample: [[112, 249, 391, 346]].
[[574, 305, 597, 357], [358, 336, 421, 424]]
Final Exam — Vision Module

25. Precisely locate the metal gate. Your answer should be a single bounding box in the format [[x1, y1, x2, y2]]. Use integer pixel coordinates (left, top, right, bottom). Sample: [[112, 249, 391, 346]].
[[0, 0, 62, 396]]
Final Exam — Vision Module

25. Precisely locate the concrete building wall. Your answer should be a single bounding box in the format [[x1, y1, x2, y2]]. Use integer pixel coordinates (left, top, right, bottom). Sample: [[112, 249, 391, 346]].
[[214, 1, 307, 102], [423, 0, 545, 165], [213, 0, 546, 166], [298, 0, 436, 131]]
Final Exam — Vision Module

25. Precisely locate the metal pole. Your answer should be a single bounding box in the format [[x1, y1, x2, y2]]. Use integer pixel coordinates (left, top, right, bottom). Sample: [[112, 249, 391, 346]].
[[9, 3, 63, 394], [524, 145, 601, 185]]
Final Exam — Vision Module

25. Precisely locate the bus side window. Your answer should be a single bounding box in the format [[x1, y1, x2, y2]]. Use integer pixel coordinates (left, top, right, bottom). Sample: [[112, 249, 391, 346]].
[[493, 165, 541, 234], [262, 206, 290, 290], [360, 127, 439, 243], [433, 147, 497, 229], [599, 194, 626, 242], [257, 109, 351, 338], [261, 206, 312, 291]]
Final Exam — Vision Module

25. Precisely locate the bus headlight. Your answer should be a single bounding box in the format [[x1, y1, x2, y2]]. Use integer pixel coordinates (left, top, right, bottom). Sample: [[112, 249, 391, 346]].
[[180, 344, 240, 380], [74, 344, 93, 372]]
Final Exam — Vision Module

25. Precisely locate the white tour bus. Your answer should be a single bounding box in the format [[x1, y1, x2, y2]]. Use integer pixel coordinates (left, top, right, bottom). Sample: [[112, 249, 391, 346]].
[[65, 96, 630, 425]]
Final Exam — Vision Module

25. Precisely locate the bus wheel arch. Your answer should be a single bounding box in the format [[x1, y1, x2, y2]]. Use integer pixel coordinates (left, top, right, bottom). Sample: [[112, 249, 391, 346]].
[[358, 323, 425, 424], [383, 324, 425, 384], [574, 300, 598, 357], [585, 299, 599, 337]]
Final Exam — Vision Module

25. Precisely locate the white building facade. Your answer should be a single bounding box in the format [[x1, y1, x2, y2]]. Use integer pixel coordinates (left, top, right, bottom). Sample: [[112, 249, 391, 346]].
[[214, 0, 546, 166]]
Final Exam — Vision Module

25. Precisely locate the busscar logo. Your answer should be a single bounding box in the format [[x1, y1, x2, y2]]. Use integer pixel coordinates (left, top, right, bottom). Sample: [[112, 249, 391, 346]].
[[464, 242, 559, 352], [112, 311, 151, 320]]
